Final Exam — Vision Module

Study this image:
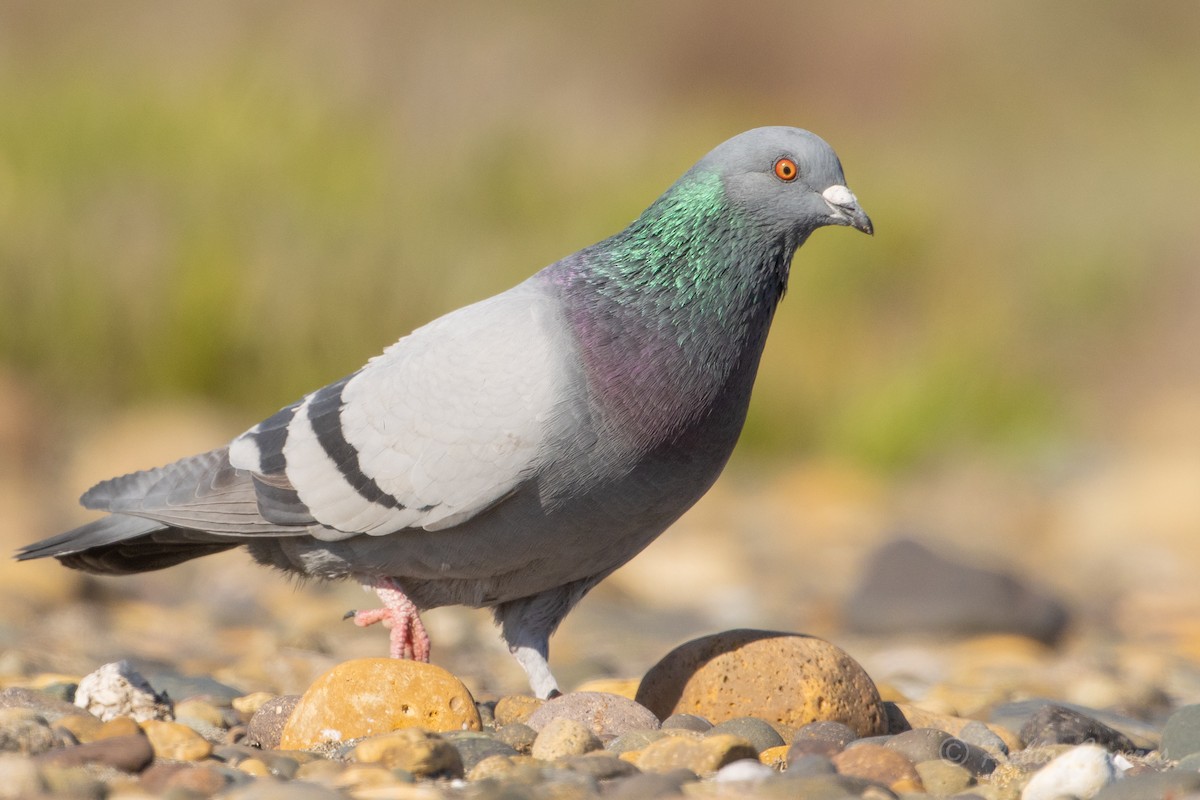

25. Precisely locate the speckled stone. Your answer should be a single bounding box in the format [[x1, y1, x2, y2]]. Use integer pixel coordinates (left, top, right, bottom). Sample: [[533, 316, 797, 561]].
[[636, 630, 886, 737], [349, 727, 464, 778], [1019, 704, 1137, 753], [244, 694, 299, 750], [280, 658, 480, 749], [532, 716, 603, 760], [495, 722, 538, 754], [831, 742, 923, 793], [707, 717, 785, 754], [526, 691, 660, 740], [631, 732, 756, 777]]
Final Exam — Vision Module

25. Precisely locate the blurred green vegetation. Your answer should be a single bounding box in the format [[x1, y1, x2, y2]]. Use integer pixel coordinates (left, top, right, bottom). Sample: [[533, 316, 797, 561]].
[[1, 2, 1197, 470]]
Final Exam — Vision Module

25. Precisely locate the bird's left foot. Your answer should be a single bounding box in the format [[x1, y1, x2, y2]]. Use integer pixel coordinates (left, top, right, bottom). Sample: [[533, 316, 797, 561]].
[[345, 577, 431, 661]]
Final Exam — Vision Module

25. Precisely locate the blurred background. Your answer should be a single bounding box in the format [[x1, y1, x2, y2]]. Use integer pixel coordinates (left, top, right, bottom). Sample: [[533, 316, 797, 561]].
[[1, 2, 1198, 702]]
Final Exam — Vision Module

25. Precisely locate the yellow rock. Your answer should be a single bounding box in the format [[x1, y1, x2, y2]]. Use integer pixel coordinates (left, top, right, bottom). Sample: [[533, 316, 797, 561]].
[[636, 630, 887, 736], [232, 691, 277, 719], [632, 733, 756, 777], [53, 714, 103, 743], [237, 758, 271, 777], [174, 699, 225, 728], [350, 728, 463, 779], [571, 677, 640, 699], [141, 720, 214, 761], [493, 694, 543, 726], [280, 658, 480, 749], [467, 754, 542, 782], [832, 743, 924, 793], [759, 745, 788, 769], [96, 716, 142, 740]]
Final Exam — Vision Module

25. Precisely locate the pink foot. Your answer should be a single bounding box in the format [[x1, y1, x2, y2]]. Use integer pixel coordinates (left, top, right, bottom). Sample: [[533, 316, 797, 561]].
[[346, 577, 431, 661]]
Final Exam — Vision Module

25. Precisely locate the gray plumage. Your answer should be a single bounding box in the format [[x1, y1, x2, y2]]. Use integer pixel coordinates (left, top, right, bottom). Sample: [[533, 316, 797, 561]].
[[20, 127, 871, 697]]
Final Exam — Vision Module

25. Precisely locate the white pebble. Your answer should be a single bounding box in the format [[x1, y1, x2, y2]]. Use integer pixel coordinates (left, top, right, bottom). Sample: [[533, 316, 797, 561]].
[[713, 758, 774, 783], [73, 660, 173, 722], [1021, 744, 1117, 800]]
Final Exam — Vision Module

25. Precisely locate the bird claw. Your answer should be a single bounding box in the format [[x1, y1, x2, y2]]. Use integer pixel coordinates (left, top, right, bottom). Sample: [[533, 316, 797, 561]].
[[351, 578, 432, 662]]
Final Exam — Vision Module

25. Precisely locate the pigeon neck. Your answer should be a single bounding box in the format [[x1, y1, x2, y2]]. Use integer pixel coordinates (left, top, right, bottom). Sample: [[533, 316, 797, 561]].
[[552, 171, 797, 445]]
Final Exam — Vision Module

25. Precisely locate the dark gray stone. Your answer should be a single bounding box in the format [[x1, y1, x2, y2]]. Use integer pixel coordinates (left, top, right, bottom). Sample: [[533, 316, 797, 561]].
[[784, 753, 836, 776], [661, 713, 712, 733], [442, 730, 519, 771], [606, 728, 667, 755], [991, 698, 1160, 751], [959, 720, 1009, 757], [603, 768, 697, 798], [244, 694, 299, 750], [33, 733, 154, 773], [707, 717, 785, 754], [1019, 704, 1138, 753], [885, 728, 996, 776], [845, 537, 1068, 644]]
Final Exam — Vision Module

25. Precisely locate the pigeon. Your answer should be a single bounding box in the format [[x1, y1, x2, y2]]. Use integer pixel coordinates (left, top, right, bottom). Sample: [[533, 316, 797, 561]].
[[19, 127, 871, 698]]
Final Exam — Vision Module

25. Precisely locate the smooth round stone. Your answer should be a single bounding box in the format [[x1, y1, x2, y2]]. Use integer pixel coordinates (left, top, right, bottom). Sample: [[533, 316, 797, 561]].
[[466, 753, 544, 782], [532, 717, 603, 760], [280, 658, 480, 749], [140, 762, 230, 795], [661, 713, 712, 733], [831, 743, 923, 793], [785, 753, 836, 776], [526, 691, 660, 740], [32, 733, 155, 773], [1162, 703, 1200, 759], [915, 759, 974, 795], [175, 698, 229, 729], [707, 717, 785, 754], [442, 731, 519, 771], [557, 752, 640, 781], [604, 769, 698, 800], [636, 630, 887, 737], [141, 719, 214, 761], [631, 733, 757, 777], [1020, 744, 1116, 800], [495, 722, 538, 753], [959, 719, 1010, 756], [50, 713, 103, 744], [886, 727, 996, 776], [244, 695, 300, 750], [349, 728, 464, 779], [0, 708, 58, 755]]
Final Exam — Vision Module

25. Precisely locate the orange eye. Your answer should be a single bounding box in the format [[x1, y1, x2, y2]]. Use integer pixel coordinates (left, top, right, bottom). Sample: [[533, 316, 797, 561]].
[[774, 157, 798, 181]]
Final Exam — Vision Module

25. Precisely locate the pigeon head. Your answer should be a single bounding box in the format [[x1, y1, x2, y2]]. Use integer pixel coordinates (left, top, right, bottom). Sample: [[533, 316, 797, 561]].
[[701, 126, 873, 239]]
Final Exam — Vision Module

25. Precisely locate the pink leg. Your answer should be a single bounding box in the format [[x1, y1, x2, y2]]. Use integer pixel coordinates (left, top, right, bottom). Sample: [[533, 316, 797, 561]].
[[346, 577, 431, 662]]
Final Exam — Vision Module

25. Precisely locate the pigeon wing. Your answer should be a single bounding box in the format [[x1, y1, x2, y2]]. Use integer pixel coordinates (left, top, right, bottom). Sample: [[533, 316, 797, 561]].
[[229, 284, 568, 539]]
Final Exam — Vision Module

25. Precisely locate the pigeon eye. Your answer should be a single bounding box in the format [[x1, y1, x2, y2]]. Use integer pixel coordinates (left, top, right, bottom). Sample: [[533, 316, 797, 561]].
[[773, 158, 798, 182]]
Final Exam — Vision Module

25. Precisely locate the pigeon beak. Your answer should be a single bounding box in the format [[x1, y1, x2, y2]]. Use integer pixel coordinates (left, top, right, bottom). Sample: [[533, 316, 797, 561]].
[[822, 185, 873, 236]]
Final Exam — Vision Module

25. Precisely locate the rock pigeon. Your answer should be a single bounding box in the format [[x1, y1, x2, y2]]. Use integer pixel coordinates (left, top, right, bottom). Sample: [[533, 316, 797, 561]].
[[19, 127, 871, 698]]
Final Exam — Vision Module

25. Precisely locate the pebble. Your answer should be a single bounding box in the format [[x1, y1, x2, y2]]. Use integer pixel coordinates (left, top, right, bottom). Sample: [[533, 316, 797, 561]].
[[280, 658, 480, 748], [1019, 744, 1116, 800], [991, 698, 1159, 751], [52, 713, 103, 743], [141, 719, 215, 761], [844, 537, 1069, 644], [244, 694, 300, 749], [531, 716, 603, 760], [630, 732, 757, 777], [557, 751, 639, 781], [712, 757, 775, 783], [707, 716, 785, 754], [0, 753, 45, 799], [603, 769, 697, 799], [140, 761, 230, 795], [831, 742, 923, 793], [0, 708, 58, 755], [442, 730, 519, 771], [1019, 703, 1138, 753], [1161, 703, 1200, 759], [0, 687, 86, 721], [661, 713, 712, 733], [494, 694, 544, 726], [886, 726, 996, 776], [607, 727, 668, 754], [495, 721, 538, 753], [635, 630, 887, 736], [526, 691, 660, 740], [349, 727, 464, 778], [73, 660, 173, 722], [33, 732, 154, 773], [232, 691, 278, 719], [785, 752, 837, 776], [915, 758, 975, 795]]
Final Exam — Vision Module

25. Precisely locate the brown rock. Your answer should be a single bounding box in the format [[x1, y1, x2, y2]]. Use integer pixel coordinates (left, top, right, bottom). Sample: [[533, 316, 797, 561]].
[[33, 733, 155, 773], [280, 658, 479, 749], [96, 715, 143, 740], [141, 762, 229, 795], [467, 753, 544, 782], [245, 695, 299, 750], [526, 691, 660, 740], [631, 732, 756, 777], [493, 695, 544, 726], [0, 708, 57, 755], [531, 717, 603, 760], [52, 714, 103, 744], [636, 630, 887, 736], [350, 727, 464, 779], [832, 743, 923, 793], [141, 720, 214, 761]]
